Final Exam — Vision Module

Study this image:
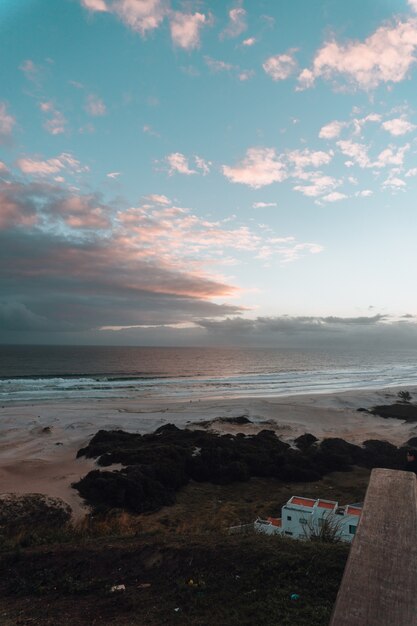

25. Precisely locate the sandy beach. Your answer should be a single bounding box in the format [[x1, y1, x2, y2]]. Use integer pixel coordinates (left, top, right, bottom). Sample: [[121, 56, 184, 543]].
[[1, 386, 417, 516]]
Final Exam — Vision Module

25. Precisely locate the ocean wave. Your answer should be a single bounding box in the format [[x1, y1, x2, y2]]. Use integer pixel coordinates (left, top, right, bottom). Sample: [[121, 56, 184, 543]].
[[1, 362, 417, 403]]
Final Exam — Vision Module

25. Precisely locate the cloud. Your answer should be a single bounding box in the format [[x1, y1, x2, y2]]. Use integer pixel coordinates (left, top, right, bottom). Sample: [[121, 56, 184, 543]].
[[221, 7, 247, 39], [85, 94, 106, 116], [382, 173, 406, 189], [373, 144, 409, 168], [321, 191, 347, 203], [197, 314, 389, 337], [111, 0, 167, 35], [17, 153, 87, 177], [319, 120, 346, 139], [144, 193, 171, 205], [293, 174, 340, 198], [252, 201, 277, 208], [382, 116, 416, 136], [0, 173, 326, 338], [222, 147, 287, 188], [39, 101, 67, 135], [298, 17, 417, 90], [169, 11, 207, 49], [0, 102, 16, 144], [194, 155, 211, 175], [336, 140, 371, 168], [81, 0, 108, 11], [356, 189, 373, 197], [107, 171, 121, 179], [242, 37, 256, 46], [287, 148, 333, 171], [409, 0, 417, 12], [263, 52, 297, 80], [204, 56, 234, 72], [165, 153, 196, 175], [19, 59, 42, 85], [238, 70, 255, 81]]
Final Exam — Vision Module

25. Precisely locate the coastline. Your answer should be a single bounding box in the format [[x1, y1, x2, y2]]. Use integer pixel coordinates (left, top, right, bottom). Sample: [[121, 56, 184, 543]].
[[1, 384, 416, 516]]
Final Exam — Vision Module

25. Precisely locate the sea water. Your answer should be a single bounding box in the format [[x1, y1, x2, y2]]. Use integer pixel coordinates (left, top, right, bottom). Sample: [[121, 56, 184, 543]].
[[1, 345, 417, 403]]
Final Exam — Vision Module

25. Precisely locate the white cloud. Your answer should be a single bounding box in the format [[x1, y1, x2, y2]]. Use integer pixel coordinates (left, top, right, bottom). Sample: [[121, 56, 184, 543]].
[[374, 144, 409, 168], [0, 102, 15, 143], [383, 174, 406, 189], [406, 167, 417, 177], [298, 17, 417, 90], [356, 189, 373, 197], [166, 153, 196, 176], [408, 0, 417, 12], [382, 116, 416, 136], [252, 201, 277, 208], [107, 172, 121, 179], [321, 191, 347, 203], [337, 140, 371, 168], [294, 174, 340, 197], [242, 37, 256, 46], [221, 7, 247, 39], [222, 147, 288, 188], [288, 148, 333, 170], [263, 52, 297, 80], [85, 94, 106, 116], [170, 12, 206, 49], [319, 120, 346, 139], [194, 155, 211, 175]]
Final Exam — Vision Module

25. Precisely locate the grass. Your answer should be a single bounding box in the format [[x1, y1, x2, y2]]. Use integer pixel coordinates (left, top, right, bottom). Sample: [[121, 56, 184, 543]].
[[0, 468, 370, 624]]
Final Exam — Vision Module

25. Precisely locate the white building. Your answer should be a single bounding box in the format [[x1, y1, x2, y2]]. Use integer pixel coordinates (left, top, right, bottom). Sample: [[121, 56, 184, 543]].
[[254, 495, 362, 542]]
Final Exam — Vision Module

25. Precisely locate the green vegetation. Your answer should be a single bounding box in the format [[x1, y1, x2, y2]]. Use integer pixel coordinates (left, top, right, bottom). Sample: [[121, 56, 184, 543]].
[[74, 424, 407, 514]]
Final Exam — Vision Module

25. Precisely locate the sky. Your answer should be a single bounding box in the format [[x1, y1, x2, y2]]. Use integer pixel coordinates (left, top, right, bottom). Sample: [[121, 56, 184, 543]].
[[1, 0, 417, 346]]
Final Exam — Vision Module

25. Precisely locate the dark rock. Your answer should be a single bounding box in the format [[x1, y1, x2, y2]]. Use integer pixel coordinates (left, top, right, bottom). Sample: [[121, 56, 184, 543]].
[[294, 433, 318, 451], [370, 403, 417, 422]]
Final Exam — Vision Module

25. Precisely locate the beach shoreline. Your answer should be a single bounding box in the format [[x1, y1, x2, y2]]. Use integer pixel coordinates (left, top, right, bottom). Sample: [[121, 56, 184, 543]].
[[1, 384, 417, 516]]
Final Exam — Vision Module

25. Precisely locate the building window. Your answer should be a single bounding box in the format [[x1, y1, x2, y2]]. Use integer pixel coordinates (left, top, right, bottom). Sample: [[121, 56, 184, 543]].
[[349, 525, 356, 535], [287, 516, 292, 521], [285, 531, 293, 535], [300, 518, 307, 524]]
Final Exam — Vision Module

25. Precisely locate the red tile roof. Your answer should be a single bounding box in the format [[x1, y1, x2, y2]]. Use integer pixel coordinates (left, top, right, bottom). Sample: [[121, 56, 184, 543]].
[[317, 500, 337, 510], [346, 506, 362, 516], [290, 496, 316, 507]]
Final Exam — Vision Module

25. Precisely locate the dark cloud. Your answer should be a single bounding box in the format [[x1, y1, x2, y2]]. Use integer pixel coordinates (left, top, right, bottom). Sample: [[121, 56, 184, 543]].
[[0, 178, 244, 340]]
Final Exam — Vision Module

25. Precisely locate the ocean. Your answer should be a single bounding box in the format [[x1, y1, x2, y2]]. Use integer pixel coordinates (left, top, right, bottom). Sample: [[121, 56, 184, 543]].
[[1, 344, 417, 403]]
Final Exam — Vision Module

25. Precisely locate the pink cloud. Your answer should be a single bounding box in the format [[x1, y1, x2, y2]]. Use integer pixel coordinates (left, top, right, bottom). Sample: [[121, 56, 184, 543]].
[[111, 0, 167, 35], [382, 116, 416, 136], [223, 148, 288, 188], [39, 101, 67, 135], [85, 94, 106, 116], [204, 56, 234, 72], [298, 17, 417, 90], [0, 187, 37, 230], [17, 153, 87, 176], [263, 52, 297, 80], [165, 153, 196, 175], [81, 0, 108, 11], [0, 102, 16, 144], [319, 120, 347, 139], [242, 37, 256, 46], [170, 12, 207, 49], [221, 7, 247, 39]]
